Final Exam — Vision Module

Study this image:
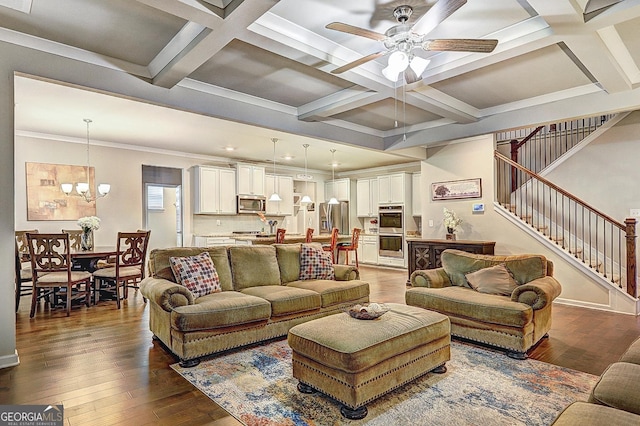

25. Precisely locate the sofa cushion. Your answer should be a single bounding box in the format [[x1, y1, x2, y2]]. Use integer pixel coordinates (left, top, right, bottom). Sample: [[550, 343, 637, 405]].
[[299, 244, 335, 280], [149, 247, 234, 291], [169, 252, 221, 298], [171, 291, 271, 331], [405, 286, 533, 328], [274, 243, 302, 284], [288, 279, 370, 308], [551, 402, 640, 425], [241, 285, 321, 317], [442, 249, 548, 288], [466, 263, 518, 296], [229, 245, 281, 290], [589, 362, 640, 415]]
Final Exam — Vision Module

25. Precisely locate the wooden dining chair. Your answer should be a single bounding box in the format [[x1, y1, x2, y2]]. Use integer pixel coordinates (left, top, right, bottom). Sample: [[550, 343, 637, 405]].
[[92, 231, 150, 309], [26, 232, 92, 317], [15, 230, 38, 311], [322, 228, 339, 263], [337, 228, 361, 268], [62, 229, 83, 250], [305, 227, 314, 243], [275, 228, 286, 244]]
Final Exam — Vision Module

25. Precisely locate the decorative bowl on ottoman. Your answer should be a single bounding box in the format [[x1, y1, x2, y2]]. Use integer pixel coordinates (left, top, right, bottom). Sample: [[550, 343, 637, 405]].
[[347, 302, 389, 320], [287, 303, 451, 419]]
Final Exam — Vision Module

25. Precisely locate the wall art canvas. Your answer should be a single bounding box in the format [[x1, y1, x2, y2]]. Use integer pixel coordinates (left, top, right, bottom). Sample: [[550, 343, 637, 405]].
[[26, 162, 96, 221], [431, 178, 482, 201]]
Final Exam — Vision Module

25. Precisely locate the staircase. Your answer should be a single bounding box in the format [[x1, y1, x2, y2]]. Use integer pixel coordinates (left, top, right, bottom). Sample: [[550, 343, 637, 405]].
[[493, 115, 637, 300]]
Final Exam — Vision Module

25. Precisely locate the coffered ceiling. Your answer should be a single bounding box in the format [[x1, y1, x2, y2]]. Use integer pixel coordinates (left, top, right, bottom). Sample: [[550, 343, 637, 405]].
[[5, 0, 640, 171]]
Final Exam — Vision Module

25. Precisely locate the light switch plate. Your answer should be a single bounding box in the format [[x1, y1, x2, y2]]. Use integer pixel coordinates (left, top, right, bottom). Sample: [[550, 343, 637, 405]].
[[630, 209, 640, 217], [428, 219, 434, 227]]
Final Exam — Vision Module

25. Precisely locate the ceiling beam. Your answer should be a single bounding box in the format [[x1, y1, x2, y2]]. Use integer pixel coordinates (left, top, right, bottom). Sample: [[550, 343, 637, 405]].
[[135, 0, 223, 27], [298, 89, 386, 121], [150, 0, 279, 88]]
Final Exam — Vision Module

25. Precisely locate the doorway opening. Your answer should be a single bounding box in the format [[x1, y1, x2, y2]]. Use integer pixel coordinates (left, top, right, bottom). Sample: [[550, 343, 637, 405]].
[[142, 165, 183, 251]]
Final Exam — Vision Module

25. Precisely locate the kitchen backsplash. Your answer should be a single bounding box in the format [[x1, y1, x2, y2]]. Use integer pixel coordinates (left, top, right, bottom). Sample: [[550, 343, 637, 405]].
[[193, 214, 288, 235]]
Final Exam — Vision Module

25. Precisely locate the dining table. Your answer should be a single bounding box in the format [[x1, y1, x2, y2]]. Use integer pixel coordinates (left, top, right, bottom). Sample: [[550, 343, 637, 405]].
[[70, 246, 119, 304]]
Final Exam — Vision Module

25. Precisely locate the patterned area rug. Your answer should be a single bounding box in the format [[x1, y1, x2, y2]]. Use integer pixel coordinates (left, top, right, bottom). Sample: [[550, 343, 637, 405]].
[[171, 339, 597, 426]]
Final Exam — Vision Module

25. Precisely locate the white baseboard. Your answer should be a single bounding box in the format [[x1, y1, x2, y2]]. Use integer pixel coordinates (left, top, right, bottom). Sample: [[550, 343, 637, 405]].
[[0, 350, 20, 369]]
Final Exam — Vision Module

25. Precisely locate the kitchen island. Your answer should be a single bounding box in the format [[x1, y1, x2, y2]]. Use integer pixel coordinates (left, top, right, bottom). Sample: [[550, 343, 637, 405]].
[[234, 234, 350, 245]]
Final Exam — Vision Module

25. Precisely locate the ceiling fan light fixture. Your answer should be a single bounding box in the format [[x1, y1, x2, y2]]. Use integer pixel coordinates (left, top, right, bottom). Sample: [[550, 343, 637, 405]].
[[387, 51, 409, 72], [409, 56, 430, 76], [382, 65, 401, 82]]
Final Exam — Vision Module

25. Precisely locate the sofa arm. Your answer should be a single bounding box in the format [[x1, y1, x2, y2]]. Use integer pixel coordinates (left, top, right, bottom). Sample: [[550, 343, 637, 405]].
[[139, 277, 194, 312], [511, 276, 562, 310], [410, 268, 452, 288], [334, 264, 360, 281]]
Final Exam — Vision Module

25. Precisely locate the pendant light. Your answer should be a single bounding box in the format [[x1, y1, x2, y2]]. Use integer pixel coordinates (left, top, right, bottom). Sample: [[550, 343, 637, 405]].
[[300, 144, 313, 204], [268, 138, 282, 202], [328, 149, 339, 205], [61, 118, 110, 202]]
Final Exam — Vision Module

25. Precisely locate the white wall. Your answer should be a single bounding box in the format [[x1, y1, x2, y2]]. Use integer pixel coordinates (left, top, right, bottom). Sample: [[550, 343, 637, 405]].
[[419, 134, 625, 312]]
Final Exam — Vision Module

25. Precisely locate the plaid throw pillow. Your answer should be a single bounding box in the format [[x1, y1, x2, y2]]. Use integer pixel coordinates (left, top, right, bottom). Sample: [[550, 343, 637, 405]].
[[299, 244, 335, 280], [169, 252, 221, 298]]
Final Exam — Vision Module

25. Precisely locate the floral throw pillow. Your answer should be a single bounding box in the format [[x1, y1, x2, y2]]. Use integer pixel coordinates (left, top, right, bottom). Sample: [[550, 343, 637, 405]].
[[299, 244, 335, 280], [169, 252, 221, 298]]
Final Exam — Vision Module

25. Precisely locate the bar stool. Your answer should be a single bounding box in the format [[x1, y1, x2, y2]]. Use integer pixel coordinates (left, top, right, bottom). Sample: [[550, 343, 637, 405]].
[[275, 228, 286, 243], [322, 228, 339, 263], [305, 228, 314, 243], [337, 228, 361, 267]]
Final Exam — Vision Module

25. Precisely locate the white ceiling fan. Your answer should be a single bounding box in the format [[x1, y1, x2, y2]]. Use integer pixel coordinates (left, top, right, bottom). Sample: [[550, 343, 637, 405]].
[[326, 0, 498, 84]]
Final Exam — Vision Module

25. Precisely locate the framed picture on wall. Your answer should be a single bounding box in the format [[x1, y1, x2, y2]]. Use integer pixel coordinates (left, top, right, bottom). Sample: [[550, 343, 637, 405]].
[[26, 162, 97, 221], [431, 178, 482, 201]]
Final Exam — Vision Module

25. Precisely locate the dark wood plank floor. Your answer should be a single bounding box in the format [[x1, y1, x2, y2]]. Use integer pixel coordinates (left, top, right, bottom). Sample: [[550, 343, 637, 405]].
[[3, 265, 640, 425]]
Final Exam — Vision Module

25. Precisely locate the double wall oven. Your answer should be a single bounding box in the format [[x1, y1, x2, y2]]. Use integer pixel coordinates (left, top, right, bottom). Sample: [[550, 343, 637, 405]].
[[378, 205, 404, 258]]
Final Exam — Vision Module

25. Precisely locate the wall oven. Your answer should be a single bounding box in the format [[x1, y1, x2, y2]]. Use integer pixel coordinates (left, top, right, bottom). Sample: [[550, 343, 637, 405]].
[[378, 205, 403, 234], [378, 234, 404, 258]]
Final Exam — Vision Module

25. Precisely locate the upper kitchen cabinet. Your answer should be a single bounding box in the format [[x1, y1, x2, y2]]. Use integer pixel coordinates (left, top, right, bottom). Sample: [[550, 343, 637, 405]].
[[356, 178, 378, 217], [266, 174, 294, 215], [378, 173, 412, 204], [325, 178, 351, 202], [412, 173, 422, 216], [236, 163, 265, 196], [193, 165, 236, 214]]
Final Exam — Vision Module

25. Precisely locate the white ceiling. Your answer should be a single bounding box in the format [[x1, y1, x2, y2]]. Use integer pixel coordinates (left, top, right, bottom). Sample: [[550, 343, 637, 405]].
[[5, 0, 640, 171]]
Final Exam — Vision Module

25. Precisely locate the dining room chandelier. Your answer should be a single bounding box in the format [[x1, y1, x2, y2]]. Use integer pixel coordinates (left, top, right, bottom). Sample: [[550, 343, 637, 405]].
[[60, 118, 111, 203]]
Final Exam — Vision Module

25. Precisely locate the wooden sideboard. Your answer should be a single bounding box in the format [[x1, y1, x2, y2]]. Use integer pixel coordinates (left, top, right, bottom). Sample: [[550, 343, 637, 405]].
[[407, 239, 496, 284]]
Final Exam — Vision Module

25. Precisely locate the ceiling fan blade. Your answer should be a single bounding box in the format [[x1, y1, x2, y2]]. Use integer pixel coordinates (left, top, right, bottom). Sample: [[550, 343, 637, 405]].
[[411, 0, 467, 36], [404, 67, 420, 85], [331, 51, 387, 74], [325, 22, 387, 41], [425, 39, 498, 53]]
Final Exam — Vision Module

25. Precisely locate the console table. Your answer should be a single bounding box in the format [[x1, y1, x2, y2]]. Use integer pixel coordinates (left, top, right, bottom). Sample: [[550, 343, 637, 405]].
[[407, 239, 496, 284]]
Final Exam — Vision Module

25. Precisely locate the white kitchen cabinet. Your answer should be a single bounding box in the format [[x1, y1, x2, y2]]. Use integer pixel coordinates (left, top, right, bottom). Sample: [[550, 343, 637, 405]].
[[236, 163, 265, 196], [412, 173, 421, 216], [266, 174, 294, 215], [356, 178, 379, 217], [194, 236, 237, 247], [378, 173, 411, 204], [325, 178, 350, 201], [193, 166, 236, 214], [356, 235, 378, 265]]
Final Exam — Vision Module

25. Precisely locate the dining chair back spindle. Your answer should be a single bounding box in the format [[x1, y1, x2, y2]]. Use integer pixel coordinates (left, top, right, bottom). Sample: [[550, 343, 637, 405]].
[[337, 228, 361, 268], [26, 232, 92, 317], [322, 228, 339, 263], [92, 231, 150, 309]]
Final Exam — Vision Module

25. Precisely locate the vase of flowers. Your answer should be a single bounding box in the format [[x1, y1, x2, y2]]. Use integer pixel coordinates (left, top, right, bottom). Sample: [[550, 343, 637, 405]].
[[77, 216, 100, 250], [443, 208, 462, 240]]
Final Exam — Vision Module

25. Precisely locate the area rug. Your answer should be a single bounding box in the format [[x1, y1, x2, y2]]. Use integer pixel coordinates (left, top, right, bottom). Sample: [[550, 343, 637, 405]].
[[171, 339, 597, 426]]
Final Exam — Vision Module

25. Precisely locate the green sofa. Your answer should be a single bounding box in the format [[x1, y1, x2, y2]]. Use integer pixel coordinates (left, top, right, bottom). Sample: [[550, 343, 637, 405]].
[[140, 244, 369, 366], [406, 249, 561, 359], [552, 337, 640, 425]]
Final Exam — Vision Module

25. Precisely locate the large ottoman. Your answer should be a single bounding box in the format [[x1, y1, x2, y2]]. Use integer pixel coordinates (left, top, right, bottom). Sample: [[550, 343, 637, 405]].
[[287, 303, 451, 419]]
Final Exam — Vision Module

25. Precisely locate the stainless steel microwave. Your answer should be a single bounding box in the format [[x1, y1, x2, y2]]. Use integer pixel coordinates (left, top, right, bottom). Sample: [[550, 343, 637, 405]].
[[237, 195, 266, 214]]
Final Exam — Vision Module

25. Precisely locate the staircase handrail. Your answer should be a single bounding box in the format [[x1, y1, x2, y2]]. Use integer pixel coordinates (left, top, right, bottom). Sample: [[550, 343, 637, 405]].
[[494, 151, 624, 230]]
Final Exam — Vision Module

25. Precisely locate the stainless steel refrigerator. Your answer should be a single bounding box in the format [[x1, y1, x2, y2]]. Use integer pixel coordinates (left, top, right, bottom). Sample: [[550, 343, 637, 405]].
[[319, 201, 349, 235]]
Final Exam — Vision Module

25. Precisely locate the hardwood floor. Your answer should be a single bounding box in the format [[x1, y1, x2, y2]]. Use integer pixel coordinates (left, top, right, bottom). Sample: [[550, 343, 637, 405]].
[[3, 265, 640, 425]]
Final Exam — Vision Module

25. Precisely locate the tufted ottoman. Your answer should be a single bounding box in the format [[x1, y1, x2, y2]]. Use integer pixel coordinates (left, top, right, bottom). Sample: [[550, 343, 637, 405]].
[[287, 303, 451, 419]]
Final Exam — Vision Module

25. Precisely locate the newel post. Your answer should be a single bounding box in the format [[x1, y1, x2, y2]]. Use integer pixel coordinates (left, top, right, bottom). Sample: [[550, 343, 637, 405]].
[[625, 218, 637, 298]]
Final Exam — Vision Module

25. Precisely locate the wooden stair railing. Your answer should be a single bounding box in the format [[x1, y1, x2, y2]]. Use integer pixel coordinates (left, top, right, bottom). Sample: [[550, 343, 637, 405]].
[[495, 151, 637, 297]]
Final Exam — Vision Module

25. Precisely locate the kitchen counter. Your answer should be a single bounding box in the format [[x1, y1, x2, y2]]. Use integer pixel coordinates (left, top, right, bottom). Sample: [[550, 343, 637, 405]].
[[234, 234, 350, 245]]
